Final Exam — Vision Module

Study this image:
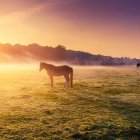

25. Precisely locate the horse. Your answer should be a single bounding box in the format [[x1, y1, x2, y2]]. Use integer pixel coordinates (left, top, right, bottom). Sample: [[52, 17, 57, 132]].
[[137, 63, 140, 68], [39, 62, 73, 87]]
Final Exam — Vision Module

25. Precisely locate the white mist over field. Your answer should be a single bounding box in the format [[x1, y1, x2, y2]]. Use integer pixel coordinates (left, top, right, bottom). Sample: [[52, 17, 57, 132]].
[[0, 62, 138, 72]]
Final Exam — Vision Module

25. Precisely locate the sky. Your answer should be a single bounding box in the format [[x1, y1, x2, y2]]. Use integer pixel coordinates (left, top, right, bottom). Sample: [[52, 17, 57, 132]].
[[0, 0, 140, 58]]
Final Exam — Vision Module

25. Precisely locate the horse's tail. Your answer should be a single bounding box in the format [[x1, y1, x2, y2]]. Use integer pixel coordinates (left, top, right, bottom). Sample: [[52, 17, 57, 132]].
[[70, 68, 73, 87]]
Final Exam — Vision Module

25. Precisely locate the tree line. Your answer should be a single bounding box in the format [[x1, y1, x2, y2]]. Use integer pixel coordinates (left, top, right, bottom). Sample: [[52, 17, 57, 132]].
[[0, 43, 139, 65]]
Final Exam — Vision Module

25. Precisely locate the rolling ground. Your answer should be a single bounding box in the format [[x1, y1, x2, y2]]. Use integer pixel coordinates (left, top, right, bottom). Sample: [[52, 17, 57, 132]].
[[0, 66, 140, 140]]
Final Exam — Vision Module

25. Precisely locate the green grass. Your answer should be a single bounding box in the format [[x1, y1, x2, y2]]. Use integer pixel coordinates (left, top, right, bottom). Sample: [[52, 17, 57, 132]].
[[0, 66, 140, 140]]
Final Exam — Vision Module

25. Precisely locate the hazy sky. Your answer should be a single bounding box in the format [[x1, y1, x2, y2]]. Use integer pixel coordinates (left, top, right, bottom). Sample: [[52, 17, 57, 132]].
[[0, 0, 140, 58]]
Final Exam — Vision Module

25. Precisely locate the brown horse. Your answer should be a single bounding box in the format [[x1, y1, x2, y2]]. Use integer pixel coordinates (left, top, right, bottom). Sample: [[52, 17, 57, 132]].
[[39, 62, 73, 87], [137, 63, 140, 68]]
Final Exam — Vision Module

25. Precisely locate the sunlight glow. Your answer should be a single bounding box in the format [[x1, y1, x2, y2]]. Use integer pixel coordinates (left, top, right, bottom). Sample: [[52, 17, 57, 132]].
[[0, 63, 37, 71]]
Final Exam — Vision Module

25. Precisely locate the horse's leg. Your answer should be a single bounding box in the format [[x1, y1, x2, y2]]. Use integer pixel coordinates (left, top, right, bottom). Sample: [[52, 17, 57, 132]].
[[64, 75, 67, 87], [64, 75, 69, 87], [49, 75, 53, 87], [67, 76, 70, 87]]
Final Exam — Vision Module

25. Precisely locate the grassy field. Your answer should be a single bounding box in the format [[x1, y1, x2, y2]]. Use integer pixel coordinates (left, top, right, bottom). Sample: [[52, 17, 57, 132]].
[[0, 65, 140, 140]]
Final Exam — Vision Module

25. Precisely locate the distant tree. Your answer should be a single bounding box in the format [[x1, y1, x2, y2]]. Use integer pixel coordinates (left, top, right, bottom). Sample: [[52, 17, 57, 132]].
[[28, 43, 39, 47], [55, 45, 66, 50], [54, 45, 66, 61]]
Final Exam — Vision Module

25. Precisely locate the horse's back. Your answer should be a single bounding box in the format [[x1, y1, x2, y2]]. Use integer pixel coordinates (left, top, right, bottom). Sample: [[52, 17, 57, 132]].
[[48, 65, 72, 76], [56, 65, 73, 72]]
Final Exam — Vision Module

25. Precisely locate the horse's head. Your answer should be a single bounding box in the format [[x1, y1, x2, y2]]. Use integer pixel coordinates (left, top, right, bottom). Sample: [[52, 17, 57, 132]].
[[39, 62, 46, 71]]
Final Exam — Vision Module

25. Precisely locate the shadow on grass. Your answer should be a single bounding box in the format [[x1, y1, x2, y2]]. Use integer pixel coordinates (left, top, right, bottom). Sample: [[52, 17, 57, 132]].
[[71, 96, 140, 140], [71, 123, 140, 140], [110, 99, 140, 124]]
